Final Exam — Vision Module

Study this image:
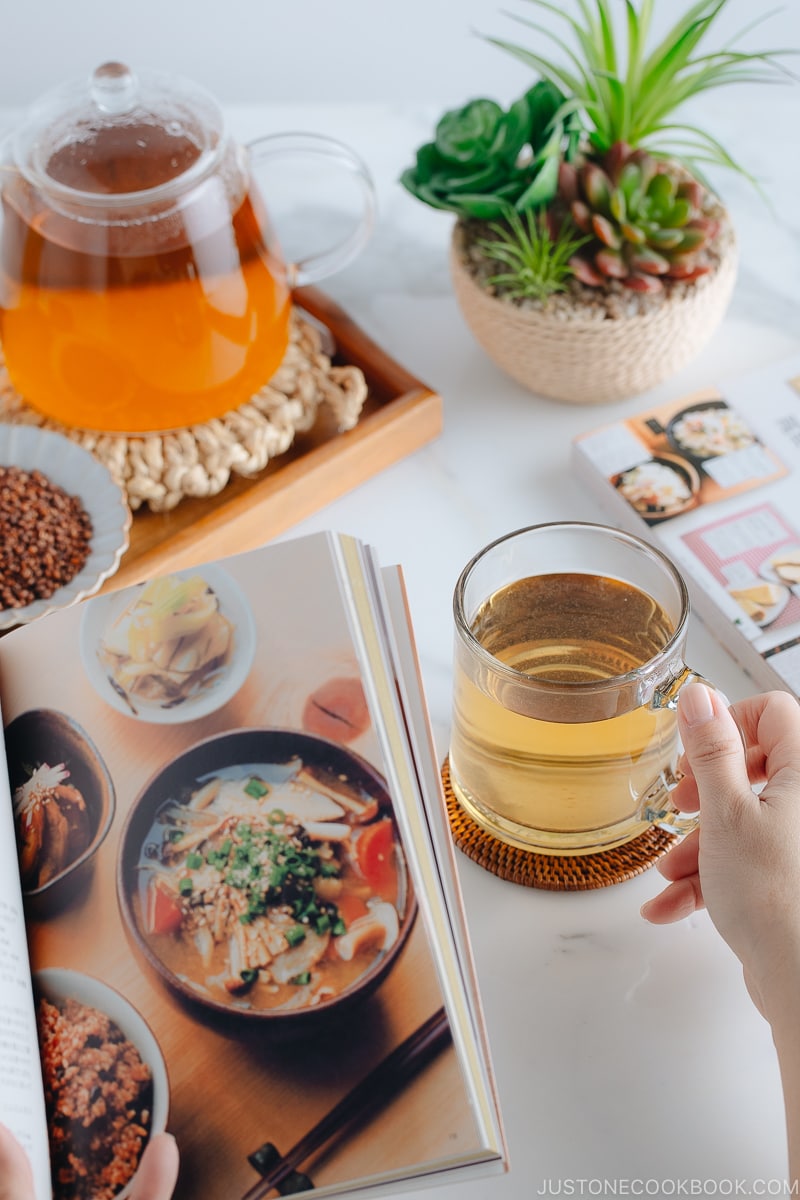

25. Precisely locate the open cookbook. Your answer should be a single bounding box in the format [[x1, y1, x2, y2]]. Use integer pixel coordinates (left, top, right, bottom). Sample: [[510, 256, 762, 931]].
[[572, 352, 800, 699], [0, 531, 506, 1200]]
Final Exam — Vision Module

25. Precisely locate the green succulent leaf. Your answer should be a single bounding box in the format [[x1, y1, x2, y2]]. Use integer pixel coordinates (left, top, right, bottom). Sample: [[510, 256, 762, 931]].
[[618, 161, 642, 204], [676, 224, 711, 252], [432, 163, 509, 194], [456, 194, 521, 219], [609, 187, 627, 223], [647, 227, 686, 249], [525, 80, 567, 136], [515, 153, 561, 211], [620, 221, 647, 245], [498, 95, 538, 164], [583, 162, 613, 212], [571, 200, 593, 233], [398, 169, 455, 211], [435, 99, 506, 164], [646, 172, 676, 207], [629, 245, 671, 274], [667, 196, 692, 226], [595, 247, 628, 277], [592, 213, 622, 248]]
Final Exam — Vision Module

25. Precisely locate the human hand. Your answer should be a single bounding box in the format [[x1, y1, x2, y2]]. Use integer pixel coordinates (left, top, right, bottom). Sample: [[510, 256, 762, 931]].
[[640, 683, 800, 1023], [0, 1124, 179, 1200]]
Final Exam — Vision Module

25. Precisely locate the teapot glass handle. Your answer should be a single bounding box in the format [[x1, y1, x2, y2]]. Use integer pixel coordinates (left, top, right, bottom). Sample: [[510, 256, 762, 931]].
[[246, 132, 376, 287]]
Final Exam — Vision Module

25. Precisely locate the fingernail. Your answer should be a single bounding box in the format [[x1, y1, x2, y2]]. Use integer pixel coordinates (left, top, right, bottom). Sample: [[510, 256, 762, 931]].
[[679, 682, 716, 726]]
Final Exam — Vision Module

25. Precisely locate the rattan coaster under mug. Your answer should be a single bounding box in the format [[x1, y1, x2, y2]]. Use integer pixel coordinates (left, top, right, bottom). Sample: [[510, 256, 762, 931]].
[[441, 757, 677, 891]]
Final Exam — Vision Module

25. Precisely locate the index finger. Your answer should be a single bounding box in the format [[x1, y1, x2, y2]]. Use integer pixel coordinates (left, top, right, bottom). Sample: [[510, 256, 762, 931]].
[[728, 690, 800, 774]]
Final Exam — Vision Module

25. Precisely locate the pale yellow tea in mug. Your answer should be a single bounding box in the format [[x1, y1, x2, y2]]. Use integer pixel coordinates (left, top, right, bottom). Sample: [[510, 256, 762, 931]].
[[450, 569, 681, 854]]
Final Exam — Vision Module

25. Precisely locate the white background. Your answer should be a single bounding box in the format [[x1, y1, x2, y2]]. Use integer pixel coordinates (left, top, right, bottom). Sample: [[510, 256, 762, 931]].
[[1, 0, 799, 109]]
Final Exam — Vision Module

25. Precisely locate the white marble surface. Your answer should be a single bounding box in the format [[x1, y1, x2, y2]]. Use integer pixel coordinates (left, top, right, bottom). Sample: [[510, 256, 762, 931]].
[[230, 90, 800, 1197], [4, 74, 800, 1195]]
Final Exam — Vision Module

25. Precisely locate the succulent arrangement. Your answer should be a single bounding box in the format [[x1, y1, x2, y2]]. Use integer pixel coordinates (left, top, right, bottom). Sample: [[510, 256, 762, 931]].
[[401, 0, 793, 307], [559, 143, 718, 293], [400, 81, 576, 220]]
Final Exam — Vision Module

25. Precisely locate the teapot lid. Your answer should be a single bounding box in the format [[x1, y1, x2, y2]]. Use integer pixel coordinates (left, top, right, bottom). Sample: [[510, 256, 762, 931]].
[[13, 62, 226, 202]]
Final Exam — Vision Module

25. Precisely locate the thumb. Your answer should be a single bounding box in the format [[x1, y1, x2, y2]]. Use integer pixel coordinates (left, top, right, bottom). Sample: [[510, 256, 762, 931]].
[[131, 1133, 179, 1200], [0, 1124, 34, 1200], [677, 682, 750, 825]]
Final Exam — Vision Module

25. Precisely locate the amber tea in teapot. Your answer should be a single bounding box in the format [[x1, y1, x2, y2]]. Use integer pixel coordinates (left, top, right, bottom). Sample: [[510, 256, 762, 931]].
[[0, 64, 375, 434], [0, 128, 290, 433]]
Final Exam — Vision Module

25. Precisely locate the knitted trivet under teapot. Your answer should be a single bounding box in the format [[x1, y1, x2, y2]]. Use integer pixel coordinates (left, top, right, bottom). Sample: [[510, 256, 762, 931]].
[[0, 307, 368, 514], [441, 757, 676, 891]]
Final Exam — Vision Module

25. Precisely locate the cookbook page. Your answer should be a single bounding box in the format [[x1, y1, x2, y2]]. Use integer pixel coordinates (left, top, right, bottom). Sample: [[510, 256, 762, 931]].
[[0, 719, 50, 1200], [371, 559, 507, 1169], [572, 357, 800, 697], [0, 531, 487, 1200]]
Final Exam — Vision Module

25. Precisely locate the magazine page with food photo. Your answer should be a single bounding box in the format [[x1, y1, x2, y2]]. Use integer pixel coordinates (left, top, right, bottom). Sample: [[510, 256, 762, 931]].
[[572, 352, 800, 698], [0, 763, 50, 1200], [0, 531, 505, 1200]]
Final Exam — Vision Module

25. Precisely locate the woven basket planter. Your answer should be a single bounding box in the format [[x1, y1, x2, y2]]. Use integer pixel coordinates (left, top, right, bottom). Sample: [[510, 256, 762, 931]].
[[449, 221, 738, 405]]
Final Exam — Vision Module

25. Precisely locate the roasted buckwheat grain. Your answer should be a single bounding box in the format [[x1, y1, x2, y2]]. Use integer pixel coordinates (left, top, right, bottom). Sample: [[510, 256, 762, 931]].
[[0, 466, 93, 609]]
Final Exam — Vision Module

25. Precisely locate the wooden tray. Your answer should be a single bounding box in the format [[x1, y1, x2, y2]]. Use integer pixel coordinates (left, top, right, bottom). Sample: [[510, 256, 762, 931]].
[[107, 286, 443, 591]]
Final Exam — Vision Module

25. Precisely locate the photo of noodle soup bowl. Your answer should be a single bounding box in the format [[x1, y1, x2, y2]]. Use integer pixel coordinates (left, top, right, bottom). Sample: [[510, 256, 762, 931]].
[[80, 566, 256, 723], [117, 730, 416, 1029], [666, 399, 757, 463], [34, 968, 169, 1200], [612, 454, 700, 522]]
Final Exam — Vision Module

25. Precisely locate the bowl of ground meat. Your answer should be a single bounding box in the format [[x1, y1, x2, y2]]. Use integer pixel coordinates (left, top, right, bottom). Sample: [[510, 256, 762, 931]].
[[34, 968, 169, 1200], [0, 424, 131, 630]]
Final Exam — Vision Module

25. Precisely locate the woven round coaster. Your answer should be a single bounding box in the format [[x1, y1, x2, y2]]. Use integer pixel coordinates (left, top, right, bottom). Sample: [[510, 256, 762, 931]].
[[441, 757, 677, 891], [0, 307, 367, 514]]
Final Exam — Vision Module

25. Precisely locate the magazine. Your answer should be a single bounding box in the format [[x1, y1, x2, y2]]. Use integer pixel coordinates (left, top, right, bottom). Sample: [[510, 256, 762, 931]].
[[572, 352, 800, 697], [0, 531, 507, 1200]]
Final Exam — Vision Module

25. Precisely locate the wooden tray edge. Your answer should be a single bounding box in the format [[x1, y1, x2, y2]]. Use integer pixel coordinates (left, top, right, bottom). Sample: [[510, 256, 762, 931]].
[[107, 289, 443, 590]]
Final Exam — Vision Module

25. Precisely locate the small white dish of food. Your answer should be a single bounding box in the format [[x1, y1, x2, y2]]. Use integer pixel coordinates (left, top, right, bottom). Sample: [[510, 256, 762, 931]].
[[729, 580, 790, 627], [79, 565, 256, 722], [759, 546, 800, 590]]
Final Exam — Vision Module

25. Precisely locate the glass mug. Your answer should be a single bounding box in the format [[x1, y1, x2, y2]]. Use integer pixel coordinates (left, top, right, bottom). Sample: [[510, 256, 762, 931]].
[[449, 522, 709, 856]]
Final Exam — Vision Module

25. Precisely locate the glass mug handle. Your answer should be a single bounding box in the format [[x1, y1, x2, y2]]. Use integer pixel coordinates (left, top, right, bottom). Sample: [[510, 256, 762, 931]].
[[246, 132, 377, 286], [644, 668, 720, 837]]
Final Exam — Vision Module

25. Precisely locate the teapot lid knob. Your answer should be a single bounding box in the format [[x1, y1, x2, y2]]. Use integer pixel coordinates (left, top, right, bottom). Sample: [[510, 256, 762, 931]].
[[90, 62, 138, 115]]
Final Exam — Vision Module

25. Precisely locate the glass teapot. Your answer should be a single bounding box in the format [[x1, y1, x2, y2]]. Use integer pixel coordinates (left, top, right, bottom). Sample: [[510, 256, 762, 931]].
[[0, 62, 376, 434]]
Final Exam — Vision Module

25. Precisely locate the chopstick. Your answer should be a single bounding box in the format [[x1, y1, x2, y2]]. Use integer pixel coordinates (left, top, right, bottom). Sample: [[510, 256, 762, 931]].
[[243, 1006, 452, 1199]]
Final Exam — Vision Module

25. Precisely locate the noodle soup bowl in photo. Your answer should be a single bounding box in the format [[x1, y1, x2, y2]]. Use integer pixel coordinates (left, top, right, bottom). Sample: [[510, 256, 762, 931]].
[[612, 454, 701, 524], [449, 523, 717, 858], [117, 729, 416, 1033], [80, 565, 256, 723]]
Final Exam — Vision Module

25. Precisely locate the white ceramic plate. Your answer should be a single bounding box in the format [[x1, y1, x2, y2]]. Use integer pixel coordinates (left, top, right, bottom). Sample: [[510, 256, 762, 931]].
[[0, 424, 131, 630], [759, 546, 800, 591], [729, 581, 791, 628], [79, 563, 257, 723], [33, 967, 169, 1199]]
